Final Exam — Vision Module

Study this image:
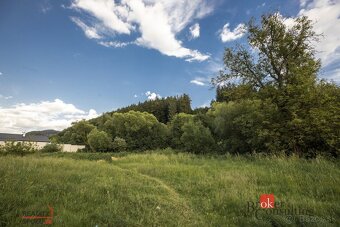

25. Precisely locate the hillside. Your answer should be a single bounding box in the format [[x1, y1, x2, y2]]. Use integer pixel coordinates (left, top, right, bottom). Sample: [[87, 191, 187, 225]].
[[26, 130, 60, 137]]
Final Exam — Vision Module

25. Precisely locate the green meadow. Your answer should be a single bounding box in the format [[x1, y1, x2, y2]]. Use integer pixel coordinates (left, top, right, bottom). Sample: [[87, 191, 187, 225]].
[[0, 150, 339, 226]]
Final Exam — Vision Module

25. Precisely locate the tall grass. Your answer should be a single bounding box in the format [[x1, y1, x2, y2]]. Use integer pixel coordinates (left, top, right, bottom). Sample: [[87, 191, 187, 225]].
[[0, 150, 339, 226]]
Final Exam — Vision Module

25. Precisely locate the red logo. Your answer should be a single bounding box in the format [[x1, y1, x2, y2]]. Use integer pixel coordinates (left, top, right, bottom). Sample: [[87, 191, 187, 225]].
[[260, 194, 274, 209], [22, 205, 54, 224]]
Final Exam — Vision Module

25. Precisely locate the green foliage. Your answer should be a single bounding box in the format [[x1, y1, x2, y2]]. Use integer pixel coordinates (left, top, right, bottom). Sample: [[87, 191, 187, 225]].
[[53, 120, 95, 147], [209, 100, 276, 154], [180, 120, 215, 154], [213, 13, 320, 90], [87, 128, 112, 152], [114, 94, 192, 123], [0, 141, 37, 156], [40, 143, 62, 153], [112, 111, 169, 150], [112, 137, 127, 152], [168, 113, 194, 149], [216, 83, 256, 102], [211, 13, 339, 157]]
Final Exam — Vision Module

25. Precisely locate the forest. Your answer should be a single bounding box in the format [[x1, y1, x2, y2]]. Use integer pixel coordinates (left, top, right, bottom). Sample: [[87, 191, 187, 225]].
[[52, 14, 339, 158]]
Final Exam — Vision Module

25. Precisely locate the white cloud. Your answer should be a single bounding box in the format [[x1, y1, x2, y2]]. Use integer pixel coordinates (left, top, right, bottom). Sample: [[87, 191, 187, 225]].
[[71, 17, 102, 39], [98, 41, 132, 48], [69, 0, 212, 62], [296, 0, 340, 68], [190, 77, 210, 86], [0, 99, 98, 133], [134, 94, 138, 98], [41, 0, 52, 14], [0, 95, 13, 100], [322, 67, 340, 83], [190, 80, 205, 86], [0, 72, 2, 76], [220, 23, 246, 42], [145, 91, 161, 100], [189, 23, 200, 39], [199, 101, 210, 108]]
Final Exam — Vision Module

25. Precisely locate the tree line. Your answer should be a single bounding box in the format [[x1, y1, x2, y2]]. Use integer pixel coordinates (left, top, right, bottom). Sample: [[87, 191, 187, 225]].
[[52, 13, 339, 158]]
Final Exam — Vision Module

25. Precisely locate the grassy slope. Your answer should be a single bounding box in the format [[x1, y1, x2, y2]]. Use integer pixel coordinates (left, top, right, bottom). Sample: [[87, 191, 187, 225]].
[[0, 150, 339, 226]]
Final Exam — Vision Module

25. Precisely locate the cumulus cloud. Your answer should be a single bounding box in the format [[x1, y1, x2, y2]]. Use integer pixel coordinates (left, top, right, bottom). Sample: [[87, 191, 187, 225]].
[[189, 23, 200, 39], [220, 23, 246, 42], [190, 77, 210, 86], [296, 0, 340, 68], [0, 72, 3, 76], [69, 0, 212, 62], [0, 99, 98, 133], [145, 91, 161, 100]]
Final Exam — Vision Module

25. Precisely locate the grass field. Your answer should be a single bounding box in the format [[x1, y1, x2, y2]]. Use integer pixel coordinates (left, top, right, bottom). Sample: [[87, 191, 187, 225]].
[[0, 149, 339, 226]]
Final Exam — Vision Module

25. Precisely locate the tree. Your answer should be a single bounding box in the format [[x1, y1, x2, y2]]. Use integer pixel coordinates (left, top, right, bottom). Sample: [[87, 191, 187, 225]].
[[87, 128, 112, 152], [180, 120, 215, 154], [112, 111, 169, 150], [213, 13, 320, 92], [168, 113, 194, 149], [54, 120, 95, 146], [208, 100, 277, 154], [216, 83, 256, 102], [212, 13, 339, 157]]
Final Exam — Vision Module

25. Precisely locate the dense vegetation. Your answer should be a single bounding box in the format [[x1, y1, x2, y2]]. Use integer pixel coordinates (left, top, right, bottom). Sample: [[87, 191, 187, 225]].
[[94, 94, 192, 124], [1, 151, 339, 226], [52, 13, 339, 158]]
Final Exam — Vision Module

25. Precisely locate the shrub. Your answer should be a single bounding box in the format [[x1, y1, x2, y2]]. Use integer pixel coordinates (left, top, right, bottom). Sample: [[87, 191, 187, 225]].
[[40, 143, 62, 153], [112, 111, 169, 150], [0, 141, 37, 156], [87, 128, 112, 152], [168, 113, 194, 149], [208, 100, 276, 154], [112, 137, 127, 152], [180, 120, 215, 154]]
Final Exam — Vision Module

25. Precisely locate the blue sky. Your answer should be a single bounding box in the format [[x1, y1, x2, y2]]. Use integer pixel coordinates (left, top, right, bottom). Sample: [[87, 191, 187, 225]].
[[0, 0, 339, 133]]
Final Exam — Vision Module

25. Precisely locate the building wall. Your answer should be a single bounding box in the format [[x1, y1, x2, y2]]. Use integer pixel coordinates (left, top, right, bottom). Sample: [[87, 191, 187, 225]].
[[61, 144, 85, 152], [0, 141, 85, 152]]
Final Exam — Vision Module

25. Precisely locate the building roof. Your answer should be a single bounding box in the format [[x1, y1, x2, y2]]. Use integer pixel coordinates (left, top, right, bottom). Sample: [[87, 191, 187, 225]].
[[0, 133, 50, 142]]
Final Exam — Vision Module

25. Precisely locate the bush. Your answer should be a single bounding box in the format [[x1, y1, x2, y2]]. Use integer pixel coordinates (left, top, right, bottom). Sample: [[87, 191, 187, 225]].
[[208, 100, 276, 154], [87, 128, 112, 152], [0, 141, 37, 156], [112, 111, 169, 150], [112, 137, 127, 152], [40, 143, 62, 153], [180, 120, 215, 154], [168, 113, 194, 149]]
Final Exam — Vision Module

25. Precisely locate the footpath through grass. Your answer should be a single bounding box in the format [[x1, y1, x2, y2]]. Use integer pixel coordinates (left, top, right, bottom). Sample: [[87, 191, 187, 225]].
[[0, 150, 339, 226]]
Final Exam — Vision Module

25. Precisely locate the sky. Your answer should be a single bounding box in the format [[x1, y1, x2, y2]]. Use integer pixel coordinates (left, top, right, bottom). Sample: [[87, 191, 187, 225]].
[[0, 0, 339, 133]]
